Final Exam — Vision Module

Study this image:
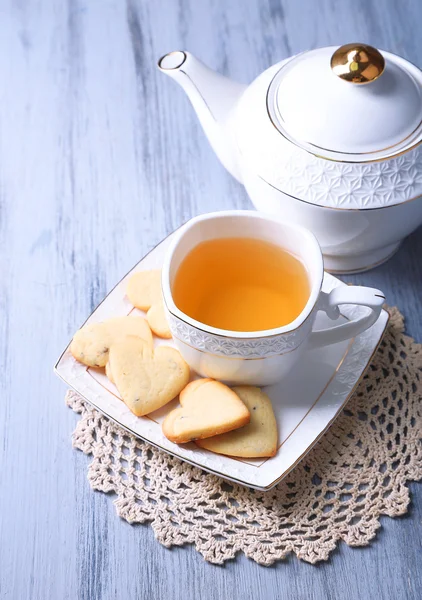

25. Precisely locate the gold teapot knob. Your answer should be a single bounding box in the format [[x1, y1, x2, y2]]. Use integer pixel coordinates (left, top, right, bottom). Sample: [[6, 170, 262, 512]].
[[331, 43, 385, 84]]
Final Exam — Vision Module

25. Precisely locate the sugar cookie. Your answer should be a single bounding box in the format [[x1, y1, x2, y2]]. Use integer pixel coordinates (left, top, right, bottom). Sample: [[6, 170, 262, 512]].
[[109, 336, 190, 416], [147, 302, 172, 338], [126, 270, 162, 311], [105, 361, 114, 384], [162, 379, 250, 444], [70, 316, 153, 368], [196, 386, 277, 457]]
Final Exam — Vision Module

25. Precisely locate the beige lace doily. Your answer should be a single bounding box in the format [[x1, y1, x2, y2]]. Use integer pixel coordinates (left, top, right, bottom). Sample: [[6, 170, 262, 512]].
[[66, 307, 422, 565]]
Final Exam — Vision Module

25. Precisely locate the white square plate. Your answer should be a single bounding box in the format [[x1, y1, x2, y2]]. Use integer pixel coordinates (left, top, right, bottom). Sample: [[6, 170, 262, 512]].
[[55, 230, 389, 490]]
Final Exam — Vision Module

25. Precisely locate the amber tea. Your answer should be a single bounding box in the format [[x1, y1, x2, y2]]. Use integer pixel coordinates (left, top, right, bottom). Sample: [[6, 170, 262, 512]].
[[172, 237, 310, 332]]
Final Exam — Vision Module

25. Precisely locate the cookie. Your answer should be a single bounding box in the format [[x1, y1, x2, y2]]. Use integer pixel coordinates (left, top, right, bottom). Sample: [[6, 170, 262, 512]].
[[70, 316, 153, 367], [162, 379, 250, 444], [147, 302, 172, 339], [105, 361, 114, 384], [108, 336, 190, 416], [196, 386, 278, 458], [126, 270, 162, 311]]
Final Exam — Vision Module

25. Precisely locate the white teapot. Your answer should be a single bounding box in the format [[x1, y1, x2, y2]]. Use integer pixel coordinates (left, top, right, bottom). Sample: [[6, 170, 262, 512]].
[[158, 44, 422, 273]]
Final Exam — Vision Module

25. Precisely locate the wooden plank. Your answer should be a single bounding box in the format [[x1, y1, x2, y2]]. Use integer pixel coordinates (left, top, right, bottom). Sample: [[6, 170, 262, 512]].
[[0, 0, 421, 598]]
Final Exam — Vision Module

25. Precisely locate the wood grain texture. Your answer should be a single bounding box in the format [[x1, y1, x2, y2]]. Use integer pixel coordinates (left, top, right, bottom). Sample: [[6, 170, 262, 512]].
[[0, 0, 421, 598]]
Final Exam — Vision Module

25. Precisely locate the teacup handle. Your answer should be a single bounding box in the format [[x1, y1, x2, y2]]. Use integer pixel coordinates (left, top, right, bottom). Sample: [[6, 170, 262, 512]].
[[308, 286, 385, 350]]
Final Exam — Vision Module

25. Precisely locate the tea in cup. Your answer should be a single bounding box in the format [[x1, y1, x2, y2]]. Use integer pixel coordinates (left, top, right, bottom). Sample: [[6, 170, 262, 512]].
[[162, 211, 384, 386], [172, 236, 310, 332]]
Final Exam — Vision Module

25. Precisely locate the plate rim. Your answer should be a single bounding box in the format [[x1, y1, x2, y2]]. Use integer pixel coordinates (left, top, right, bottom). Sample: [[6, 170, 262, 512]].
[[55, 226, 389, 491]]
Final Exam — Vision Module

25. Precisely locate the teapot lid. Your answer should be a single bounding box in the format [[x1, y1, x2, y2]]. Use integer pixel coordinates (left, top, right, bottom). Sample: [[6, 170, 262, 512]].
[[267, 44, 422, 160]]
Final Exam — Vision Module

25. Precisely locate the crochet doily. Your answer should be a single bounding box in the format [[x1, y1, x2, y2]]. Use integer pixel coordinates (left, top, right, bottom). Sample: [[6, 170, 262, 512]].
[[66, 307, 422, 565]]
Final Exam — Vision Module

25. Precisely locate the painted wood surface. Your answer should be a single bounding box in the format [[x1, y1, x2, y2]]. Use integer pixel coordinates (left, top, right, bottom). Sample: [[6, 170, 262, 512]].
[[0, 0, 421, 598]]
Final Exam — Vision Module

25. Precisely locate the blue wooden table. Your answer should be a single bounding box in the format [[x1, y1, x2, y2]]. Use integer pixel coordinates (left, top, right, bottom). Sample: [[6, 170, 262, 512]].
[[1, 1, 421, 598]]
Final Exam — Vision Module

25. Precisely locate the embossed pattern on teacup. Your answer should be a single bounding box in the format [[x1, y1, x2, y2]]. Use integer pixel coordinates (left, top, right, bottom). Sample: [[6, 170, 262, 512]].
[[166, 311, 314, 358]]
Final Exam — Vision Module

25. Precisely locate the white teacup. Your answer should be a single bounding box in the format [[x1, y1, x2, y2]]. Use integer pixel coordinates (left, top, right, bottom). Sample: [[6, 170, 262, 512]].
[[161, 211, 384, 386]]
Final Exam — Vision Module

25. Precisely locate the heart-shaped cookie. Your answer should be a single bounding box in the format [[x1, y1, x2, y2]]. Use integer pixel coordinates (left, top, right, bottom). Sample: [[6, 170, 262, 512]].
[[147, 302, 172, 339], [196, 386, 278, 457], [70, 316, 153, 367], [108, 336, 190, 416], [105, 360, 115, 384], [127, 270, 172, 339], [162, 378, 250, 444], [126, 269, 162, 311]]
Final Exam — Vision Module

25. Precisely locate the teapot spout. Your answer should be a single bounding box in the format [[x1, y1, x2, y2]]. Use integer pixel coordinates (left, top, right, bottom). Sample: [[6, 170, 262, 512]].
[[158, 51, 246, 182]]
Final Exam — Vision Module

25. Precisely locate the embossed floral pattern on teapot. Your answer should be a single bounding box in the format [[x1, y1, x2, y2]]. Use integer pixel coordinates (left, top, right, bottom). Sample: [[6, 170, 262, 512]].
[[159, 44, 422, 273]]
